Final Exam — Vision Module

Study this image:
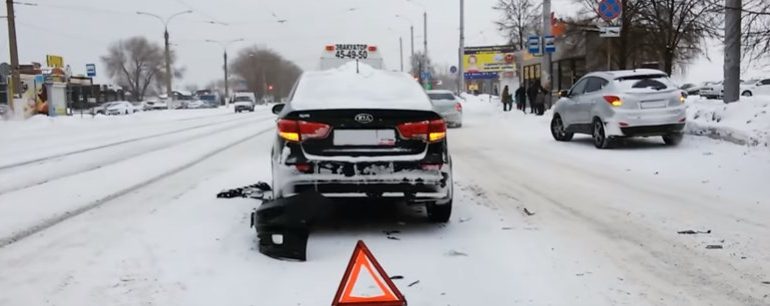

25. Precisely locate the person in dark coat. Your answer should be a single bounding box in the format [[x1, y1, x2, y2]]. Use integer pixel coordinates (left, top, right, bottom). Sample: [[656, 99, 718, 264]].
[[501, 86, 513, 112], [528, 81, 548, 116], [515, 84, 527, 114]]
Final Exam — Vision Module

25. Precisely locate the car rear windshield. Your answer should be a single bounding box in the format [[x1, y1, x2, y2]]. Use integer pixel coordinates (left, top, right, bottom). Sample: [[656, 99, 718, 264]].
[[234, 96, 253, 102], [200, 95, 216, 101], [614, 74, 677, 91], [427, 93, 455, 101]]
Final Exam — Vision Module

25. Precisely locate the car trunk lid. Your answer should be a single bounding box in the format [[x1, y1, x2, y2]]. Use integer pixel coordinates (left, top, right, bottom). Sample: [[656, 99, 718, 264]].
[[284, 109, 442, 157]]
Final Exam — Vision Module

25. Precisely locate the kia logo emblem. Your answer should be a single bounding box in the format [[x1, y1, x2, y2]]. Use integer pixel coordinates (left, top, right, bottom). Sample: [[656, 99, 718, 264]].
[[354, 113, 374, 124]]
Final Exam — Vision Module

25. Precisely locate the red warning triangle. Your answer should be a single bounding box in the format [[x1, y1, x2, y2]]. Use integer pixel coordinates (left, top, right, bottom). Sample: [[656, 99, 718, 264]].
[[332, 240, 406, 306]]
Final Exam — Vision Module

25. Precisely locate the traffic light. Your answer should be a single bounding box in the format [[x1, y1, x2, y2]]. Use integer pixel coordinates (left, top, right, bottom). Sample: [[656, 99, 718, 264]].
[[268, 85, 274, 91]]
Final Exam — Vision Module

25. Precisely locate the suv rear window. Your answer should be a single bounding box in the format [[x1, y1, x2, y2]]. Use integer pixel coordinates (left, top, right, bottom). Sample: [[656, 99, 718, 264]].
[[615, 74, 676, 91], [234, 96, 253, 102], [427, 93, 455, 100]]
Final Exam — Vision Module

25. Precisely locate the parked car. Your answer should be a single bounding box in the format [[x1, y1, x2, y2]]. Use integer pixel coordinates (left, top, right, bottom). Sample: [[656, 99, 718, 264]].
[[106, 101, 136, 115], [270, 62, 453, 222], [92, 102, 118, 115], [550, 69, 687, 148], [198, 94, 220, 108], [679, 83, 702, 96], [699, 80, 757, 99], [737, 79, 770, 97], [186, 100, 206, 109], [699, 81, 724, 99], [233, 95, 256, 113], [143, 98, 168, 111], [426, 90, 463, 128]]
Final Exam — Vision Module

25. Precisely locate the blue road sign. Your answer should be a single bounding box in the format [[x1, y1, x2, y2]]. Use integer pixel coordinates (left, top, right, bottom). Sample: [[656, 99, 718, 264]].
[[527, 35, 541, 55], [598, 0, 622, 21], [86, 63, 96, 77], [449, 66, 458, 74], [544, 35, 556, 53]]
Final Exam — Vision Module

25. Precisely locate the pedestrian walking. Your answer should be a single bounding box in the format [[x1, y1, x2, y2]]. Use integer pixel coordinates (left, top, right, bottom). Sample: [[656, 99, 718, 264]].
[[528, 81, 548, 116], [515, 84, 527, 114], [501, 86, 513, 112]]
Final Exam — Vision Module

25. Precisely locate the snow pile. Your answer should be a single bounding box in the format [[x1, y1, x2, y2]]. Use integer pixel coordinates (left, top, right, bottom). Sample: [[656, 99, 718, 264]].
[[686, 96, 770, 147], [291, 62, 432, 111], [459, 93, 500, 116]]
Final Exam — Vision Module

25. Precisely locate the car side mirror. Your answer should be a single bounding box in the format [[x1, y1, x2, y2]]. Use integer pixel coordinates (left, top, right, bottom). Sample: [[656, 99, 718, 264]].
[[558, 90, 569, 98], [271, 104, 285, 115]]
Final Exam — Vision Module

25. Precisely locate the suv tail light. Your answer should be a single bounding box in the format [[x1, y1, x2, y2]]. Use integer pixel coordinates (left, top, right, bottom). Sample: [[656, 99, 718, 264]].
[[603, 95, 623, 107], [277, 119, 331, 142], [396, 119, 446, 143], [455, 102, 463, 112]]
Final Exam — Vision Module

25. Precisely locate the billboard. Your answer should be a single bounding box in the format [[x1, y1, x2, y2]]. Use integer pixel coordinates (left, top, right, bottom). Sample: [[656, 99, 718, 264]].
[[46, 55, 64, 68], [463, 46, 516, 80]]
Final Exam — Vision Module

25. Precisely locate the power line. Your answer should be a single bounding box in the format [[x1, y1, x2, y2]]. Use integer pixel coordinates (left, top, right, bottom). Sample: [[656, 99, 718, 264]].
[[169, 0, 227, 25]]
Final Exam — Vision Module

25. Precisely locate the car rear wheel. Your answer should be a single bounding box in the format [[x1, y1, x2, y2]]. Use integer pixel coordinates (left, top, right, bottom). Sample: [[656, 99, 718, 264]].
[[592, 118, 611, 149], [742, 91, 753, 97], [426, 200, 452, 223], [550, 115, 574, 141], [662, 133, 683, 146]]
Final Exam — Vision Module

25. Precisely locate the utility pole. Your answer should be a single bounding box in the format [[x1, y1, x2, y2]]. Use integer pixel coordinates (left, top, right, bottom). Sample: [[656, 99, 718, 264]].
[[164, 29, 172, 103], [423, 12, 428, 57], [541, 0, 553, 106], [399, 37, 404, 72], [459, 0, 465, 94], [137, 10, 192, 109], [207, 39, 244, 107], [410, 26, 415, 60], [6, 0, 21, 98], [724, 0, 741, 104]]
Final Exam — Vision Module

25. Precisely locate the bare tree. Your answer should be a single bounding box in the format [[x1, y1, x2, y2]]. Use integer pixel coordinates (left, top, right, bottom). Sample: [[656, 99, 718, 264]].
[[740, 0, 770, 63], [572, 0, 720, 74], [493, 0, 542, 50], [101, 37, 179, 101], [635, 0, 722, 74], [230, 46, 302, 99]]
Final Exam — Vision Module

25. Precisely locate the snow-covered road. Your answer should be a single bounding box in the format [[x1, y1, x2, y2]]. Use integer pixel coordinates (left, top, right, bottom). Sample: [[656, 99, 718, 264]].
[[0, 102, 768, 305]]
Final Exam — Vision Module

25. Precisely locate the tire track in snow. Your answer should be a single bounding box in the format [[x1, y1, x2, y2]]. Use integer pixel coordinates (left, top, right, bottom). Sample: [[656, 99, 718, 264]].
[[0, 126, 275, 249], [0, 116, 270, 195], [0, 114, 272, 172]]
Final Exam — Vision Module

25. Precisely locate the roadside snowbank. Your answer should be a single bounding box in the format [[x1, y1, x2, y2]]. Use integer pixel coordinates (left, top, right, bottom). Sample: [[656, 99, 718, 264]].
[[686, 97, 770, 148]]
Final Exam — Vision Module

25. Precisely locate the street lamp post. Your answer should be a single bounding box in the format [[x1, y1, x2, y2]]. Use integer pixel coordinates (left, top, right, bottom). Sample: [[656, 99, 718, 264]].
[[136, 10, 192, 107], [395, 14, 415, 62], [459, 0, 465, 94], [206, 39, 244, 107]]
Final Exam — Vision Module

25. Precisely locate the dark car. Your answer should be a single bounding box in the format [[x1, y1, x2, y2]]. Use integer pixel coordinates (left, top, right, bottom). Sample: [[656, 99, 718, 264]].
[[269, 63, 453, 222]]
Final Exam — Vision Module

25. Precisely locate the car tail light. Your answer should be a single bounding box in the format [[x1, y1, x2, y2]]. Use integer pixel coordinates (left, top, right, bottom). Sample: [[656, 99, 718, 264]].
[[277, 119, 300, 142], [325, 45, 335, 52], [455, 102, 463, 112], [277, 119, 331, 142], [368, 45, 378, 52], [603, 95, 623, 107], [396, 119, 446, 143], [420, 164, 443, 171], [295, 163, 313, 173], [679, 117, 686, 123], [618, 122, 629, 127]]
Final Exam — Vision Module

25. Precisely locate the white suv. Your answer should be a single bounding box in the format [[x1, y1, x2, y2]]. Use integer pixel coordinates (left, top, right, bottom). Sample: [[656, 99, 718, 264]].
[[550, 69, 687, 149]]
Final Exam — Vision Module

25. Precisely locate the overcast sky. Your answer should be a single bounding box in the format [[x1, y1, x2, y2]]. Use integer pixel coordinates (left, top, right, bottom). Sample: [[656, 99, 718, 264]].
[[0, 0, 749, 88]]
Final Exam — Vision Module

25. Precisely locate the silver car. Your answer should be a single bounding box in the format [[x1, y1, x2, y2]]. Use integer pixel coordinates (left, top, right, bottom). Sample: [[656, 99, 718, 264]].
[[550, 69, 687, 149], [426, 90, 463, 128]]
